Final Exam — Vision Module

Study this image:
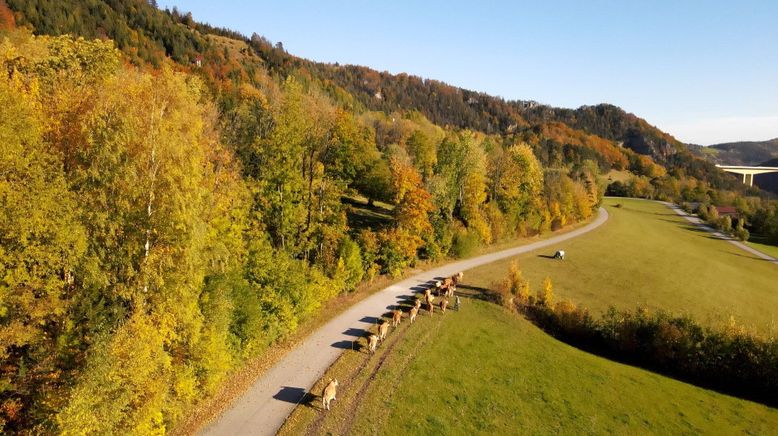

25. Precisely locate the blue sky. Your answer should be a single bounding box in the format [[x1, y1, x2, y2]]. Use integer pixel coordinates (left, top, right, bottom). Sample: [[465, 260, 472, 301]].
[[159, 1, 778, 145]]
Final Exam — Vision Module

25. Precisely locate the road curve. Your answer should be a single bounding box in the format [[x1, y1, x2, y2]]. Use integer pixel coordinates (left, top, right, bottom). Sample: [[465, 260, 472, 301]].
[[201, 207, 609, 436], [661, 201, 778, 265]]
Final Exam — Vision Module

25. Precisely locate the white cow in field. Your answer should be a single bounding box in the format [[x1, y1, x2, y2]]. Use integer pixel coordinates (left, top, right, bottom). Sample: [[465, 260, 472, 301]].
[[554, 250, 565, 260]]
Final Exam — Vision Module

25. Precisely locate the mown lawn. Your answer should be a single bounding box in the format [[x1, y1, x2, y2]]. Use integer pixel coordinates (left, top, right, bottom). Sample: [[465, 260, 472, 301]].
[[281, 300, 778, 435], [467, 198, 778, 330]]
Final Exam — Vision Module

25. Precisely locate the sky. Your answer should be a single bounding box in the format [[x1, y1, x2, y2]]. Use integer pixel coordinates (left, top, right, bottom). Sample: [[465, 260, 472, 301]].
[[159, 0, 778, 145]]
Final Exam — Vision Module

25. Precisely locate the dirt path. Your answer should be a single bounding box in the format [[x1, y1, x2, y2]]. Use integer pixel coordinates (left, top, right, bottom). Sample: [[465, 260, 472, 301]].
[[661, 202, 778, 265], [201, 207, 609, 436]]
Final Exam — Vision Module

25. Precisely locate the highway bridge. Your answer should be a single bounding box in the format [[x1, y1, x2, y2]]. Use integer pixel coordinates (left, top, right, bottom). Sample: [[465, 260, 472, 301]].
[[716, 165, 778, 186]]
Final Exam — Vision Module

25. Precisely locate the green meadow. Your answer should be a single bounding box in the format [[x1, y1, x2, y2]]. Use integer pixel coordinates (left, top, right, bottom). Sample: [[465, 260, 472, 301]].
[[468, 198, 778, 330]]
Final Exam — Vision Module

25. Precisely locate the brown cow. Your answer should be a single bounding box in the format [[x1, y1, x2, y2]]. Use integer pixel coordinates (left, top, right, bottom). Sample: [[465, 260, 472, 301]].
[[428, 301, 435, 315], [392, 309, 402, 327], [378, 320, 389, 341], [414, 297, 422, 310], [322, 379, 338, 410], [440, 298, 449, 313], [452, 271, 464, 285], [367, 334, 379, 354], [409, 306, 418, 323]]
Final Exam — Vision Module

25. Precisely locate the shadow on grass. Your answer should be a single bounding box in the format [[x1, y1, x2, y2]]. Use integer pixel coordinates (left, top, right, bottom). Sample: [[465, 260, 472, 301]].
[[536, 254, 557, 259], [453, 284, 496, 302], [723, 250, 773, 262]]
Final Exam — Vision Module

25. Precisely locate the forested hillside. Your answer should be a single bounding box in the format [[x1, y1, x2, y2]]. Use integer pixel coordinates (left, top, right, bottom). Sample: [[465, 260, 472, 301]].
[[1, 0, 777, 433], [705, 138, 778, 166]]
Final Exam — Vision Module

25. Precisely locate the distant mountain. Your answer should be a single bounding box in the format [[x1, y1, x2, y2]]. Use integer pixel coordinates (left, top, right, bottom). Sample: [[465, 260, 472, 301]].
[[705, 138, 778, 166]]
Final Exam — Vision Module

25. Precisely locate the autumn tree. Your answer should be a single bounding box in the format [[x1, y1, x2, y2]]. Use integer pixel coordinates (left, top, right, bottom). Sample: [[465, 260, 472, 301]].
[[491, 142, 544, 232], [0, 68, 87, 431]]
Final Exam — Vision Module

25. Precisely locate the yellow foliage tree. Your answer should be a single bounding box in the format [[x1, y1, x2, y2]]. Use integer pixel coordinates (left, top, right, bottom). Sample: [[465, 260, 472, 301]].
[[539, 276, 555, 307]]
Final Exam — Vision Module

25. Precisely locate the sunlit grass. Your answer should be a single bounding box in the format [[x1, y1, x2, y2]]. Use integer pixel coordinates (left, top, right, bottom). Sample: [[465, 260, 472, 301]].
[[467, 198, 778, 331]]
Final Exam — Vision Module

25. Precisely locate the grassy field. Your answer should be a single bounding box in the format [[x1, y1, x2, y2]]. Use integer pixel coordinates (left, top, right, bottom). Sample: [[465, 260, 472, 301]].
[[468, 198, 778, 330], [279, 198, 778, 435], [280, 300, 778, 435]]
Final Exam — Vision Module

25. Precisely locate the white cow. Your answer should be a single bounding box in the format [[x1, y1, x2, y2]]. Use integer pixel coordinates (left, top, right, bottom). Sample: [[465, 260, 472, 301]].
[[554, 250, 565, 260]]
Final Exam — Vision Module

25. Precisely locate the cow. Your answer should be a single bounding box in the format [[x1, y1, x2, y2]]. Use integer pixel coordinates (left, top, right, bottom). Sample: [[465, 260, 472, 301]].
[[392, 309, 402, 327], [440, 299, 449, 313], [378, 320, 389, 341], [409, 306, 418, 323], [554, 250, 565, 260], [367, 334, 379, 354], [428, 301, 435, 315], [424, 289, 434, 306], [322, 379, 338, 410], [452, 271, 464, 285]]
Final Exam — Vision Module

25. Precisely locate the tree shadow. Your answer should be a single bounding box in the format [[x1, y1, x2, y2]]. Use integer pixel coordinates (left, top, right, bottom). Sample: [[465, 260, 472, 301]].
[[454, 284, 493, 301]]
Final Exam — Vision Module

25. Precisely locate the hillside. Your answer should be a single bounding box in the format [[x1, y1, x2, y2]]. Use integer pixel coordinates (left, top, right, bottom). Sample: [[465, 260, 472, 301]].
[[706, 138, 778, 166], [3, 0, 737, 183]]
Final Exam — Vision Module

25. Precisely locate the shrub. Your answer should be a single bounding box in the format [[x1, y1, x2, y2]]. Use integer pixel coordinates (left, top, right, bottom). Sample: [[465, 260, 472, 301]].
[[356, 229, 380, 281], [337, 236, 364, 291], [734, 220, 750, 242], [450, 228, 481, 258], [538, 277, 554, 306], [717, 215, 732, 233]]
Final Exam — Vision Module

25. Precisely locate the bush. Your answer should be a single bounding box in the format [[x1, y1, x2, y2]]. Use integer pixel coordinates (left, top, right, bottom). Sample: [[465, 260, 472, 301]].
[[356, 229, 381, 281], [337, 236, 364, 291], [450, 229, 481, 258], [735, 222, 750, 242], [717, 215, 732, 233]]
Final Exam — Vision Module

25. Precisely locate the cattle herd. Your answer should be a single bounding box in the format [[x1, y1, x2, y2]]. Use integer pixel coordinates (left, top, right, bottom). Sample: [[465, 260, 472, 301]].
[[320, 271, 464, 410]]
